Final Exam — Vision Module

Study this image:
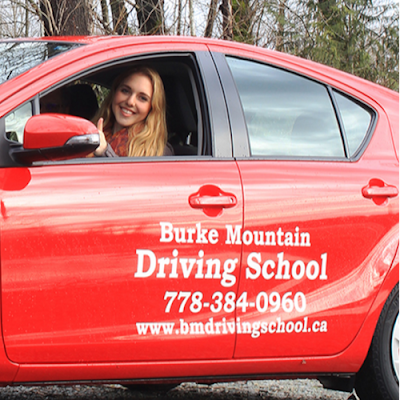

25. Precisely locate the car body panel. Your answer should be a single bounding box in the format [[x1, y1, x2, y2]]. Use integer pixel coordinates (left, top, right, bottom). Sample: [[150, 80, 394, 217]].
[[1, 161, 243, 363], [210, 42, 399, 359], [233, 160, 398, 358]]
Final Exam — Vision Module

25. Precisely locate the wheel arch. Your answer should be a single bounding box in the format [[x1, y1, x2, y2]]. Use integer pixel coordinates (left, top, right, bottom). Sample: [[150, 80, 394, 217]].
[[354, 271, 399, 399], [353, 242, 399, 370]]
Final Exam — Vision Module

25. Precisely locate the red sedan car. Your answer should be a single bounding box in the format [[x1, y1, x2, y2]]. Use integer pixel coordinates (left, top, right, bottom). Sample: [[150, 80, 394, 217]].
[[0, 36, 398, 400]]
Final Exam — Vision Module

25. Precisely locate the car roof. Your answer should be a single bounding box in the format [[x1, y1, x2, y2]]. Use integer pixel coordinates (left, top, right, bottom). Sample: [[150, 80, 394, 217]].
[[5, 35, 396, 95], [2, 35, 398, 133], [27, 35, 395, 89]]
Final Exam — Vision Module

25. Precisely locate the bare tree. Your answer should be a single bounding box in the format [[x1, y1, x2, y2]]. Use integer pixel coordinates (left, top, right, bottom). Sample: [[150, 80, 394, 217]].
[[176, 0, 182, 34], [110, 0, 129, 34], [136, 0, 165, 34], [25, 0, 30, 36], [231, 0, 256, 43], [0, 0, 38, 37], [38, 0, 92, 36], [275, 0, 285, 51], [188, 0, 195, 35], [220, 0, 232, 39], [204, 0, 218, 37], [99, 0, 111, 32]]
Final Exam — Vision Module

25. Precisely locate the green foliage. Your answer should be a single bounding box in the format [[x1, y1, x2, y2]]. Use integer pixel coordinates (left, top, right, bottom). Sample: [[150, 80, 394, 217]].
[[232, 0, 255, 43], [1, 0, 397, 90], [262, 0, 398, 91]]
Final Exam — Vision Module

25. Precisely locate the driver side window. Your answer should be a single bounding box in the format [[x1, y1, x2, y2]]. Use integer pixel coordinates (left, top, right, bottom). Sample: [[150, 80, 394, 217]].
[[4, 56, 207, 161]]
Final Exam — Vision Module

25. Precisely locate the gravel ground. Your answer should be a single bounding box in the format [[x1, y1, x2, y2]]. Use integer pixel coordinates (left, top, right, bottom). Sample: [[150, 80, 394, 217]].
[[0, 380, 355, 400]]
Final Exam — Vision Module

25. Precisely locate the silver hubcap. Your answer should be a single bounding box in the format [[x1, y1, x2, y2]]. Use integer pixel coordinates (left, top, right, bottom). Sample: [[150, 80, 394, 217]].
[[391, 313, 399, 381]]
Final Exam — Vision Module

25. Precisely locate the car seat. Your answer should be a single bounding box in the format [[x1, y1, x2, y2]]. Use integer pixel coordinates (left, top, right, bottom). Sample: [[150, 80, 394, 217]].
[[68, 84, 99, 121]]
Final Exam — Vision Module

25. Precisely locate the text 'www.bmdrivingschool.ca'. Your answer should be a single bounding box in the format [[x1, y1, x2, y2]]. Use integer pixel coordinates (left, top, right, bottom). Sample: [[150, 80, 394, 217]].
[[136, 317, 328, 339]]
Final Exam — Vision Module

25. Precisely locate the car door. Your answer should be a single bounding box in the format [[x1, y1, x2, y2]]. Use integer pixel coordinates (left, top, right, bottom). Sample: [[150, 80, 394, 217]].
[[0, 48, 243, 364], [212, 52, 399, 359]]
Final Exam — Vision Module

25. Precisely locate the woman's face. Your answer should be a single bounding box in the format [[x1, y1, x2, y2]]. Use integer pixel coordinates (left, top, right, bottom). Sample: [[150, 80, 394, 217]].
[[112, 72, 153, 133]]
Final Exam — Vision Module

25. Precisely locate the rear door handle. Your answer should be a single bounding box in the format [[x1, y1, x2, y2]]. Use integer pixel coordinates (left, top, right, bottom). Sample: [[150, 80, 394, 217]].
[[362, 179, 398, 205], [362, 186, 399, 198]]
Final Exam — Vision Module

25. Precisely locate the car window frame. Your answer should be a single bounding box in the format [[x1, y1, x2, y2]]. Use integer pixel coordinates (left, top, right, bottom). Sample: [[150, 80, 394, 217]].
[[0, 50, 234, 167], [41, 53, 210, 162], [330, 88, 377, 160], [212, 52, 377, 162]]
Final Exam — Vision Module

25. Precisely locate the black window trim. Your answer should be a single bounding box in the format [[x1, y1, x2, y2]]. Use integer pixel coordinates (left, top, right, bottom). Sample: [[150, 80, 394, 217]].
[[37, 51, 209, 159], [0, 50, 235, 167], [330, 88, 377, 162], [210, 52, 250, 158], [214, 52, 377, 162], [327, 86, 350, 158]]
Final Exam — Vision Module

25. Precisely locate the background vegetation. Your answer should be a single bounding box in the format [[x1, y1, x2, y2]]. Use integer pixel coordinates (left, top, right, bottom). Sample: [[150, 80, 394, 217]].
[[0, 0, 398, 90]]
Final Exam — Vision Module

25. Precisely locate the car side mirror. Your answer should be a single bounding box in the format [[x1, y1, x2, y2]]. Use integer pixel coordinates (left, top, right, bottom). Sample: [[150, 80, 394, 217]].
[[10, 114, 100, 164]]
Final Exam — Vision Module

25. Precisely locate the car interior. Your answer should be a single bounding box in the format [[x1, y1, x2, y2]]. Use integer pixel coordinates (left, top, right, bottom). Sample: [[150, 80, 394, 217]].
[[38, 56, 208, 158]]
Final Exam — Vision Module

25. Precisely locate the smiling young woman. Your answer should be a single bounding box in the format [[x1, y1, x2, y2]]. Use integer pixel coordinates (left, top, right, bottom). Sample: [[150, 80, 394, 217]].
[[93, 66, 171, 157]]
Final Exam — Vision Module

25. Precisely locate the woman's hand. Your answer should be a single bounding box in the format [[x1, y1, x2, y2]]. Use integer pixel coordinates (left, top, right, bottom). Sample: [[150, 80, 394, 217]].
[[94, 118, 108, 156]]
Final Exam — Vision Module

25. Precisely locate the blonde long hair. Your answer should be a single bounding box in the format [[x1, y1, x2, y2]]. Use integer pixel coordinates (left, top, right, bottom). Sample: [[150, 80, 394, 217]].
[[96, 66, 167, 157]]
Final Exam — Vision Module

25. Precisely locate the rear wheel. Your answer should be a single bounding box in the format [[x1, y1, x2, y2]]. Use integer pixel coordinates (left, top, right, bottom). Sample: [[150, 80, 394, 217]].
[[355, 283, 399, 400]]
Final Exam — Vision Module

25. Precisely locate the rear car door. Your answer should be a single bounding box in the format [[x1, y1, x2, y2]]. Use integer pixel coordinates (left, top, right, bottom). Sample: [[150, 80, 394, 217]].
[[0, 44, 243, 363], [212, 51, 399, 359]]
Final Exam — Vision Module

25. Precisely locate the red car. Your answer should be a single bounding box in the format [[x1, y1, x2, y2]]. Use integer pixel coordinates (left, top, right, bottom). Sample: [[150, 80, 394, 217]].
[[0, 36, 398, 400]]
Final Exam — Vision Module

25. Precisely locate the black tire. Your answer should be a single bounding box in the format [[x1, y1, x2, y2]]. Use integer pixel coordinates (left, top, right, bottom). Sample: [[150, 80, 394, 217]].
[[355, 283, 399, 400]]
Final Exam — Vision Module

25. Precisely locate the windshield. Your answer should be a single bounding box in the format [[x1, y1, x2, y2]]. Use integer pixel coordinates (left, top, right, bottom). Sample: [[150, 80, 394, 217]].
[[0, 41, 81, 85]]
